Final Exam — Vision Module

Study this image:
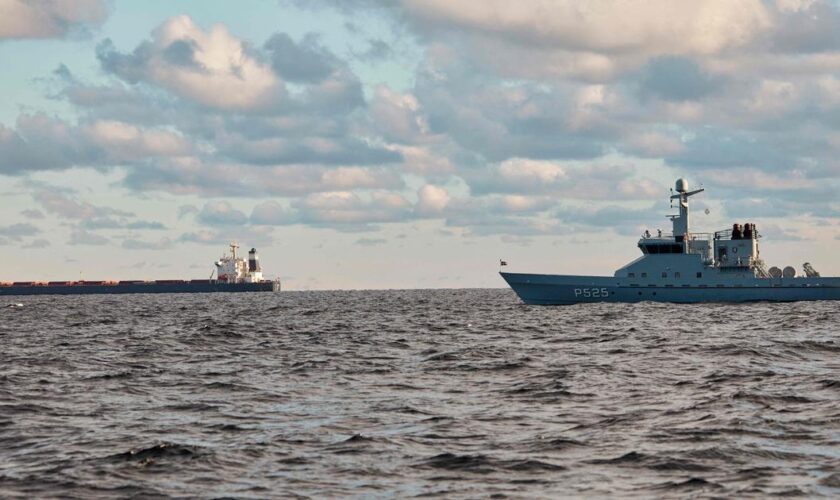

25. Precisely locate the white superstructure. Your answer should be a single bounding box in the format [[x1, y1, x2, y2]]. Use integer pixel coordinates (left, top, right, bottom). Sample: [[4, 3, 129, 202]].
[[214, 242, 265, 284]]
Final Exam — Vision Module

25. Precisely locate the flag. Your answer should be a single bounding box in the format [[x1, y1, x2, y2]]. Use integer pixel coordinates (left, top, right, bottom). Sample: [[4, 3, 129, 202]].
[[500, 260, 507, 266]]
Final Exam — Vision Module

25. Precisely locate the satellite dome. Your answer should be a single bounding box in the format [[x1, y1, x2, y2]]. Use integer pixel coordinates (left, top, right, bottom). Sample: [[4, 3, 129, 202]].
[[675, 178, 689, 193]]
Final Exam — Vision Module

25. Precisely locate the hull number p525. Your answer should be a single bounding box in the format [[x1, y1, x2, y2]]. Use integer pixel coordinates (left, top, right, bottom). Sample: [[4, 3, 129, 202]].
[[574, 288, 609, 298]]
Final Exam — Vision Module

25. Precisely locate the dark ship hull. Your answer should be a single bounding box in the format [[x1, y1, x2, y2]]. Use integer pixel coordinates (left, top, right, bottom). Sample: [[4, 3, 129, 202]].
[[0, 281, 280, 296]]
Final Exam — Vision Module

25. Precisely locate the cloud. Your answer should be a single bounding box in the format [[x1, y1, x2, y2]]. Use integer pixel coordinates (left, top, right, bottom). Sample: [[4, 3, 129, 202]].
[[355, 237, 386, 246], [354, 38, 393, 61], [0, 223, 40, 241], [216, 131, 398, 166], [264, 32, 338, 83], [123, 161, 403, 197], [196, 200, 248, 226], [400, 0, 771, 57], [9, 5, 840, 242], [382, 0, 774, 83], [80, 217, 167, 230], [467, 159, 662, 201], [126, 220, 167, 230], [83, 120, 192, 161], [0, 0, 109, 40], [178, 227, 272, 247], [769, 0, 840, 53], [33, 190, 133, 220], [22, 238, 50, 249], [638, 57, 723, 102], [122, 237, 174, 250], [68, 228, 108, 246], [370, 86, 430, 144], [250, 201, 297, 225], [559, 204, 659, 229], [20, 209, 45, 219], [294, 191, 412, 226], [97, 16, 285, 111], [0, 114, 97, 174], [177, 204, 199, 219], [0, 113, 192, 175], [415, 185, 450, 216]]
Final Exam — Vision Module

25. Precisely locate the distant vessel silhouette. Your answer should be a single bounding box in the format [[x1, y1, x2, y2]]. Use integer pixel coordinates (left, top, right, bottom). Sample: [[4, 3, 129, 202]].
[[0, 243, 280, 296]]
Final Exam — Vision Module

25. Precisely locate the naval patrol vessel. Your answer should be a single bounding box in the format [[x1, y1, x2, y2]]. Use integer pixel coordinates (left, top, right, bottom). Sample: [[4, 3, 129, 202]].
[[501, 178, 839, 305]]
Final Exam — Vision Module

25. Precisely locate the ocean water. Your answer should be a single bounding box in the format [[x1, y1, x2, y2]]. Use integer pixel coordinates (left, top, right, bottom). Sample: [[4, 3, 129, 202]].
[[1, 289, 839, 498]]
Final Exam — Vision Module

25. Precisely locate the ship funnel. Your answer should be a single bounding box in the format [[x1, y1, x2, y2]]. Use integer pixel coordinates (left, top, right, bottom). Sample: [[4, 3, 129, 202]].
[[248, 248, 261, 272]]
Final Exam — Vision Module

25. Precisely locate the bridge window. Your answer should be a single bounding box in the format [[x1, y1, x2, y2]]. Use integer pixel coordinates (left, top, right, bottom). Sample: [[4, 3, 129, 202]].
[[661, 272, 667, 278], [641, 272, 648, 278], [675, 272, 681, 278], [696, 272, 702, 278], [628, 272, 635, 278], [640, 243, 684, 254]]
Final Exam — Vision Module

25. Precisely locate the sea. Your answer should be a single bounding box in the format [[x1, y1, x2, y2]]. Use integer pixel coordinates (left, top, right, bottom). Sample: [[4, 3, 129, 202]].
[[2, 289, 839, 498]]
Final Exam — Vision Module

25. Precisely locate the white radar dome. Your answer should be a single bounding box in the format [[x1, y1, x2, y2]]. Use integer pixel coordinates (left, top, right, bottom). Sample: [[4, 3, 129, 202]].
[[675, 178, 689, 193], [783, 266, 796, 278]]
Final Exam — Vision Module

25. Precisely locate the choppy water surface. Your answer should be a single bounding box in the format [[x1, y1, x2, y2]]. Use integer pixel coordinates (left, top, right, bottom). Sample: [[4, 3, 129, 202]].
[[2, 289, 840, 497]]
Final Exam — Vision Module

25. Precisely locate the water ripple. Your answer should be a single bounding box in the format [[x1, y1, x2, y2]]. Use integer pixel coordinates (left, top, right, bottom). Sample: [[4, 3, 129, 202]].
[[1, 290, 839, 497]]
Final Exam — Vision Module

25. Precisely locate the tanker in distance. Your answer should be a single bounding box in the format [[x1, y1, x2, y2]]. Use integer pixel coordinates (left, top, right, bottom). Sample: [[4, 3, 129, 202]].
[[0, 243, 281, 295], [501, 179, 840, 305]]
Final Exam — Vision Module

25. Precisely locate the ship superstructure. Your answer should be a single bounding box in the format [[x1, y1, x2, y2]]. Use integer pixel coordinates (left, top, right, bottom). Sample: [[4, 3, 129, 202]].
[[214, 243, 265, 283], [501, 179, 840, 305], [0, 243, 280, 296]]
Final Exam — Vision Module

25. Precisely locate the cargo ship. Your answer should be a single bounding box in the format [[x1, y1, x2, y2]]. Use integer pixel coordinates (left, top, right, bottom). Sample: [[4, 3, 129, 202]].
[[0, 243, 280, 296], [501, 179, 840, 305]]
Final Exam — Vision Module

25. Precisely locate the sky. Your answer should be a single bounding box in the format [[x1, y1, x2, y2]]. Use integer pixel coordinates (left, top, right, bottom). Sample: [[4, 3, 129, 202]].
[[2, 0, 840, 289]]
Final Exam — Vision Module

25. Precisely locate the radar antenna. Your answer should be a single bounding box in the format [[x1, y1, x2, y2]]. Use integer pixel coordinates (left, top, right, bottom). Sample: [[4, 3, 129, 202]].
[[668, 178, 705, 240]]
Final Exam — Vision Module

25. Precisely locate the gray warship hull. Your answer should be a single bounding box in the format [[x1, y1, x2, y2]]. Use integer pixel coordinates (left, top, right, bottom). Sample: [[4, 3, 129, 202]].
[[501, 272, 840, 305]]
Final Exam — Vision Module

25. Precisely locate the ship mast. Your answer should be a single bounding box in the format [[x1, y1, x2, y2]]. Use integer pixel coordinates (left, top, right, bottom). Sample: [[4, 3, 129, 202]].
[[669, 178, 704, 242]]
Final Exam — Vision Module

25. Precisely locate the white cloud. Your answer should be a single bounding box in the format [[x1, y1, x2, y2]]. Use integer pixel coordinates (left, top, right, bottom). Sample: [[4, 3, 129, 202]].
[[370, 86, 430, 143], [99, 15, 285, 111], [744, 80, 800, 116], [250, 200, 297, 225], [34, 190, 132, 220], [389, 145, 454, 175], [776, 0, 816, 12], [404, 0, 770, 55], [0, 0, 109, 39], [197, 200, 249, 226], [122, 237, 174, 250], [68, 228, 109, 246], [83, 120, 192, 161], [416, 185, 450, 216], [624, 132, 686, 157], [295, 191, 411, 224], [498, 158, 567, 186], [401, 0, 772, 82]]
